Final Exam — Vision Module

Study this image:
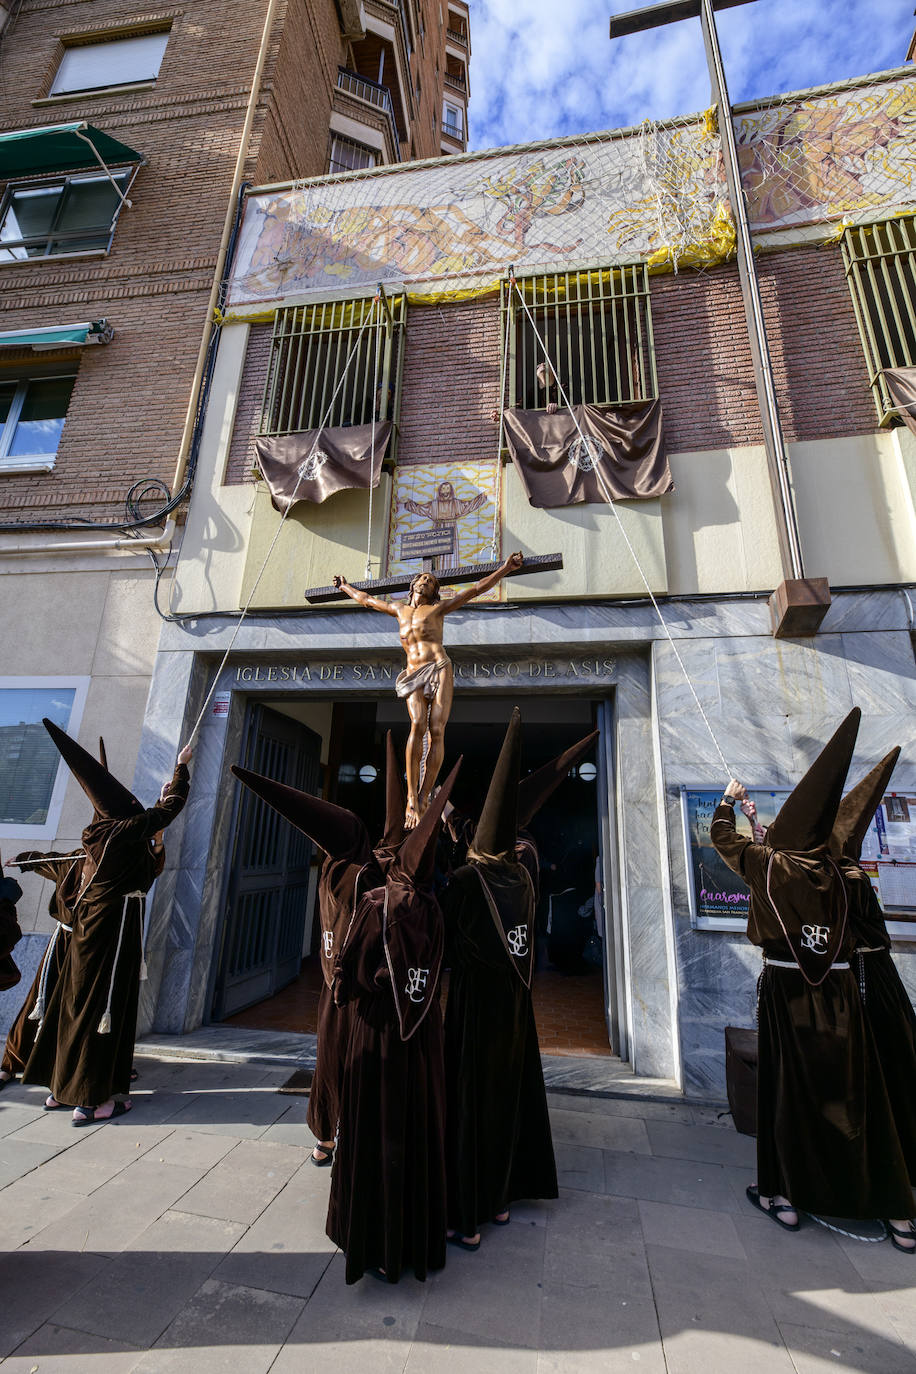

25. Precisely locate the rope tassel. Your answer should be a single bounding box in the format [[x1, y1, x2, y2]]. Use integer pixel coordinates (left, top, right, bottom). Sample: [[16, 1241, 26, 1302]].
[[96, 892, 142, 1035]]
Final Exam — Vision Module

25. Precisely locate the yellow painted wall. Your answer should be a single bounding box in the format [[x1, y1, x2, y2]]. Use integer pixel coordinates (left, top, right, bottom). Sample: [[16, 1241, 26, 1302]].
[[791, 432, 916, 586], [502, 463, 668, 599], [240, 476, 393, 608]]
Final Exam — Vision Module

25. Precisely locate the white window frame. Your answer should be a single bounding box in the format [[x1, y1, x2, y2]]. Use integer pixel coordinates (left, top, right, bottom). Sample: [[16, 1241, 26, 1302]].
[[0, 372, 77, 475], [0, 168, 137, 264], [50, 29, 170, 97], [443, 101, 462, 137], [0, 675, 90, 842]]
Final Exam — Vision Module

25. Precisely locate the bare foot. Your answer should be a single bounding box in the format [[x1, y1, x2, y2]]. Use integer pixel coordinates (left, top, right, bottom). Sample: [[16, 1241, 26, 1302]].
[[888, 1219, 916, 1251], [404, 801, 420, 830], [760, 1193, 799, 1227]]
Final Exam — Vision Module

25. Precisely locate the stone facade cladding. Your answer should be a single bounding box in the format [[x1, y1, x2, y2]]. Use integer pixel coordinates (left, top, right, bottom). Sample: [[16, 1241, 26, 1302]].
[[224, 241, 881, 486], [0, 0, 457, 525]]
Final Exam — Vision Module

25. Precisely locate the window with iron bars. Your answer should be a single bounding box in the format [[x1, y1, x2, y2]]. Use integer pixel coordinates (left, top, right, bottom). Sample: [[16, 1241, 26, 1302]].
[[842, 214, 916, 424], [259, 296, 406, 452], [327, 133, 378, 176], [502, 266, 657, 411]]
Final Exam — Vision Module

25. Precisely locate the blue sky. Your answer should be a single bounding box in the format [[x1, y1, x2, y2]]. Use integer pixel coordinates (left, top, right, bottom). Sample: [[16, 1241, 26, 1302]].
[[465, 0, 914, 151]]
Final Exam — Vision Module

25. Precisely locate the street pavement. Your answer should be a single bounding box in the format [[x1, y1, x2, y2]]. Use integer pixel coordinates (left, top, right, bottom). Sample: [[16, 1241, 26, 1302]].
[[1, 1054, 915, 1373]]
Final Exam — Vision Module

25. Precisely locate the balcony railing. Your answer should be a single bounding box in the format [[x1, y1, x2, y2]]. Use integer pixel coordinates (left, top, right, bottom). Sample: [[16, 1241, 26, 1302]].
[[444, 69, 466, 92], [442, 123, 463, 141], [336, 67, 401, 159], [446, 26, 467, 46]]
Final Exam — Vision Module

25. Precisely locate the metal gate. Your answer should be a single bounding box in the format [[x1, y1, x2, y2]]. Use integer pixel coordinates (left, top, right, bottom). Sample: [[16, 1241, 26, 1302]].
[[211, 705, 321, 1020]]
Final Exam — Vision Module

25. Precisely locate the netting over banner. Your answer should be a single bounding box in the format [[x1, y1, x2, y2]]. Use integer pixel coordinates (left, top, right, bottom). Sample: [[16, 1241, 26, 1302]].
[[226, 69, 916, 311]]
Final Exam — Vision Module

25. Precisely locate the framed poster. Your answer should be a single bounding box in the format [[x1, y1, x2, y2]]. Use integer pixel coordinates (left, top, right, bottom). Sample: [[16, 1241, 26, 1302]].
[[680, 786, 790, 932], [680, 785, 916, 938]]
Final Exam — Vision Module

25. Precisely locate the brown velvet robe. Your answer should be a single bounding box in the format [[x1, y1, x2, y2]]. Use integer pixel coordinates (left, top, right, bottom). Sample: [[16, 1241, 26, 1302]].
[[1, 850, 82, 1077], [326, 873, 448, 1284], [843, 859, 916, 1184], [443, 858, 557, 1237], [23, 766, 188, 1107], [711, 804, 913, 1218], [306, 855, 377, 1146]]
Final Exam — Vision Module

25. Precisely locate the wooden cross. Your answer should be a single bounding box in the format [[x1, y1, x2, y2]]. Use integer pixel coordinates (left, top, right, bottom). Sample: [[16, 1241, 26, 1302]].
[[303, 552, 564, 604]]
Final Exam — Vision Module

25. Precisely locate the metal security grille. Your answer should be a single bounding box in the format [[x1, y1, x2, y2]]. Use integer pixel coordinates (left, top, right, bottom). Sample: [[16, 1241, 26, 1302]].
[[842, 215, 916, 422], [259, 295, 406, 442], [502, 266, 657, 410], [212, 707, 320, 1020]]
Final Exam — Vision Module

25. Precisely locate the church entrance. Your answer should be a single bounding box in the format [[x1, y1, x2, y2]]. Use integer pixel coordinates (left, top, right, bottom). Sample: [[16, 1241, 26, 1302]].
[[216, 692, 613, 1057]]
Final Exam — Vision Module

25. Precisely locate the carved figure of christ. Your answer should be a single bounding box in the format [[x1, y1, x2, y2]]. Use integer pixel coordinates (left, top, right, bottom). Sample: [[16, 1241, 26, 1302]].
[[333, 553, 523, 827]]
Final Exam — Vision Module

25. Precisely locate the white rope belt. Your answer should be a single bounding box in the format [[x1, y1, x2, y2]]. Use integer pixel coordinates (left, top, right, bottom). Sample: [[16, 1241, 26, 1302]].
[[97, 891, 144, 1035], [766, 958, 850, 970], [856, 946, 884, 955], [27, 922, 62, 1027]]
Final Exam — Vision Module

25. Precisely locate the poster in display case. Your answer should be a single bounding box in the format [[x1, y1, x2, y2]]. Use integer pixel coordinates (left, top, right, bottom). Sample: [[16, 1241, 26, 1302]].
[[680, 786, 916, 938]]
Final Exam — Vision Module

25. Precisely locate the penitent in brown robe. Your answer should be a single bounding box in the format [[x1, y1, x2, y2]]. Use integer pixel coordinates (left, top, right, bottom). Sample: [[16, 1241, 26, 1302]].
[[23, 721, 188, 1108], [1, 850, 83, 1079], [326, 762, 460, 1283], [711, 710, 913, 1220], [832, 748, 916, 1184], [443, 710, 569, 1237]]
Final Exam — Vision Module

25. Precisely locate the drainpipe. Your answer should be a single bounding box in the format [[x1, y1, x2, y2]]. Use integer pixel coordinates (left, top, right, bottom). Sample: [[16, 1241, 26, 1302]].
[[167, 0, 280, 500], [1, 518, 175, 558]]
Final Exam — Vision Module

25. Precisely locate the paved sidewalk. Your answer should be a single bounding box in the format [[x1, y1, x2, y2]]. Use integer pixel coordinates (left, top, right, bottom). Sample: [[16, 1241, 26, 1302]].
[[1, 1056, 914, 1374]]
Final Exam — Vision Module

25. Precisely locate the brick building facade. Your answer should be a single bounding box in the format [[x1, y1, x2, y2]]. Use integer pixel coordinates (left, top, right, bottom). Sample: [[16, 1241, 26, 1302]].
[[0, 0, 473, 1021]]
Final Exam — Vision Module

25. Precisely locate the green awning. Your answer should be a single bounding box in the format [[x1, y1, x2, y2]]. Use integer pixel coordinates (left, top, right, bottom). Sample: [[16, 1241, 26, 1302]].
[[0, 122, 143, 178], [0, 320, 113, 350]]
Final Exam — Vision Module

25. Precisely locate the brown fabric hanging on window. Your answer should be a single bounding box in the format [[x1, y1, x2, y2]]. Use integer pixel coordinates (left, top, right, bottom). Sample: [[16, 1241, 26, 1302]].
[[254, 420, 392, 514], [884, 367, 916, 436], [502, 399, 672, 508]]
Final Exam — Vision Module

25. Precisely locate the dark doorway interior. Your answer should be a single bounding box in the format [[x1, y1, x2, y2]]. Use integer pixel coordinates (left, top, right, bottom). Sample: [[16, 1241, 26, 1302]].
[[222, 694, 610, 1056]]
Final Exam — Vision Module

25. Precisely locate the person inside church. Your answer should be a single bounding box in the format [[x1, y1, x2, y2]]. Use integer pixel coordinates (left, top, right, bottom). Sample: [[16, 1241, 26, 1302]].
[[711, 709, 916, 1252]]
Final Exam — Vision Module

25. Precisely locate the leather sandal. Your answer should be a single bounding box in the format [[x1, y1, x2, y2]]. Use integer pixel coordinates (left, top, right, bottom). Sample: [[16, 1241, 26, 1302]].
[[746, 1185, 799, 1231], [492, 1212, 510, 1226], [44, 1095, 69, 1112], [310, 1145, 334, 1167], [886, 1221, 916, 1254], [447, 1231, 481, 1252], [72, 1100, 131, 1127]]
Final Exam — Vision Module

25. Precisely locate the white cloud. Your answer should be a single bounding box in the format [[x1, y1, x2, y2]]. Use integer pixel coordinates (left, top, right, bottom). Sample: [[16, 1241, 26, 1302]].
[[466, 0, 913, 152]]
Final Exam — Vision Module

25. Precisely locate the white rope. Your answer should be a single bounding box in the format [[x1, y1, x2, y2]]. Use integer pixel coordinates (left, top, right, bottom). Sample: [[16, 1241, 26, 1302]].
[[97, 891, 141, 1034], [807, 1214, 888, 1244], [365, 295, 382, 579], [509, 274, 733, 781], [182, 298, 381, 748]]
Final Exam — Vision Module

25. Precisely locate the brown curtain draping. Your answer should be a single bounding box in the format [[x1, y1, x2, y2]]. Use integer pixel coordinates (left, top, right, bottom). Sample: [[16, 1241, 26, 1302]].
[[502, 400, 672, 508], [254, 421, 392, 514], [884, 367, 916, 437]]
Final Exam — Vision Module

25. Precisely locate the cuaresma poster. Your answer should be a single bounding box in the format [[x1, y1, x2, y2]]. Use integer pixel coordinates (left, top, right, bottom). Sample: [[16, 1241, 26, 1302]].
[[680, 787, 790, 931]]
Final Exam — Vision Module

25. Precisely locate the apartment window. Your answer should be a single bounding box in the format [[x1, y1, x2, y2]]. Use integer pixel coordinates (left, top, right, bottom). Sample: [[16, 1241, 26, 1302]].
[[0, 374, 76, 473], [328, 134, 377, 176], [50, 29, 170, 96], [0, 678, 89, 839], [842, 214, 916, 422], [443, 102, 462, 137], [260, 296, 406, 447], [503, 266, 657, 409], [0, 171, 132, 261]]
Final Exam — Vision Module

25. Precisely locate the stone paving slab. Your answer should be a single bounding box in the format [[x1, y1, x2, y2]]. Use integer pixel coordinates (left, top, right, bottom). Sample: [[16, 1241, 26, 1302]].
[[1, 1052, 915, 1374]]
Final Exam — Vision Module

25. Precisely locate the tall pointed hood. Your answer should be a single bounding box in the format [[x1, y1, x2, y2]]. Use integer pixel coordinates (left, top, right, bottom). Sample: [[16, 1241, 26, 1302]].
[[397, 756, 462, 884], [517, 728, 600, 829], [44, 718, 142, 821], [378, 731, 406, 852], [766, 708, 861, 852], [473, 709, 521, 856], [831, 746, 901, 861], [230, 766, 370, 865], [98, 737, 108, 770]]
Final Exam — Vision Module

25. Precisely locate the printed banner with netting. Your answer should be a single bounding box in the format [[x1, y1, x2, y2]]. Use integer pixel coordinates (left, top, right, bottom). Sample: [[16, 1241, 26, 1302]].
[[228, 70, 916, 309]]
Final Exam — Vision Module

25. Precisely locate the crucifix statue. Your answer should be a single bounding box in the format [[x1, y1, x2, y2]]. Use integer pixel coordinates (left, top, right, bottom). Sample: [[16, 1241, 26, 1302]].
[[333, 552, 524, 828]]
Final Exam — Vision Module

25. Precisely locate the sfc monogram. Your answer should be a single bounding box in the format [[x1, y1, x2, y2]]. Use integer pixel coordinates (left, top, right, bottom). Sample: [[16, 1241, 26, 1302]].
[[800, 924, 831, 954], [405, 967, 429, 1003], [507, 924, 528, 957]]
